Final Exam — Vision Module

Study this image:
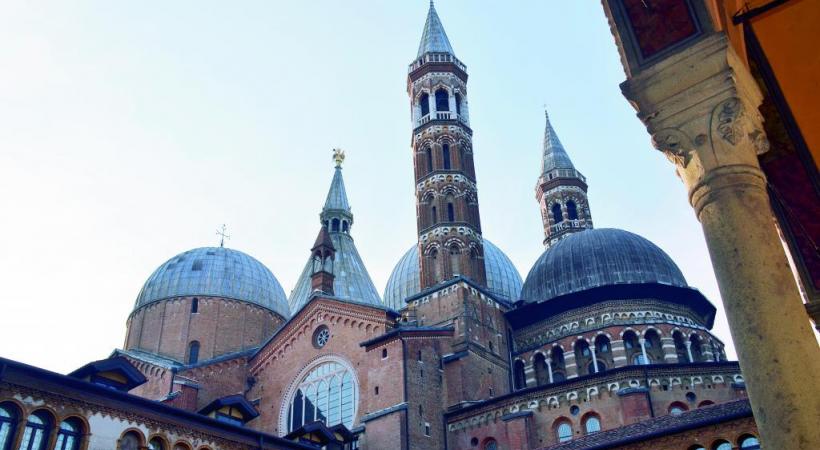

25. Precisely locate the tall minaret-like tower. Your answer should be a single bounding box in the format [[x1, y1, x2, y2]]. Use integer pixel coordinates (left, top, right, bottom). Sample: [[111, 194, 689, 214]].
[[536, 110, 593, 247], [408, 1, 486, 290]]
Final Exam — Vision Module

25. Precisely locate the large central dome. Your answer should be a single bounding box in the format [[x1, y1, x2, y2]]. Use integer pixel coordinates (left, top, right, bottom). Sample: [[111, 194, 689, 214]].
[[383, 240, 523, 310], [521, 228, 687, 303], [134, 247, 290, 318]]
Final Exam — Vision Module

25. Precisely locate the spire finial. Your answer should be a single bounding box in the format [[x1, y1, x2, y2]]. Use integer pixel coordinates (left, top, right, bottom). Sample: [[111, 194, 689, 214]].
[[216, 224, 230, 248], [333, 148, 345, 168]]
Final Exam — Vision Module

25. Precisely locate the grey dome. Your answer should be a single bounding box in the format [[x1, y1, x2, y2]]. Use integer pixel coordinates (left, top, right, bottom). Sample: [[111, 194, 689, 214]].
[[135, 247, 290, 318], [521, 228, 687, 303], [383, 240, 523, 310]]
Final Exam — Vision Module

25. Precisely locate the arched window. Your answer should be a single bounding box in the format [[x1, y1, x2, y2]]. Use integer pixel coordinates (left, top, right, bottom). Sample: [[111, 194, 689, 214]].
[[698, 400, 715, 408], [342, 221, 349, 233], [513, 360, 526, 390], [673, 331, 689, 362], [431, 206, 438, 224], [0, 403, 19, 450], [690, 335, 704, 362], [566, 200, 578, 220], [442, 144, 451, 170], [712, 441, 732, 450], [575, 340, 593, 375], [426, 147, 433, 172], [118, 431, 143, 450], [644, 329, 664, 362], [551, 347, 566, 382], [19, 410, 52, 450], [191, 298, 198, 314], [555, 420, 573, 443], [148, 437, 166, 450], [483, 439, 497, 450], [669, 402, 688, 416], [188, 341, 200, 364], [533, 353, 549, 386], [172, 443, 191, 450], [435, 89, 449, 111], [595, 335, 613, 370], [286, 361, 358, 433], [420, 93, 430, 117], [552, 203, 563, 223], [331, 218, 340, 232], [447, 203, 455, 222], [55, 418, 84, 450], [688, 446, 706, 450], [583, 414, 601, 434], [623, 331, 641, 365], [739, 435, 761, 449], [449, 244, 461, 276]]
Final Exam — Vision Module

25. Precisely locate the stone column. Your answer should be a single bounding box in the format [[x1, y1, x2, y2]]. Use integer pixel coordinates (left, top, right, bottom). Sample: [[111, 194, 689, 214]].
[[589, 345, 600, 373], [661, 337, 679, 363], [545, 358, 554, 384], [684, 341, 694, 364], [524, 364, 536, 388], [620, 33, 820, 447], [611, 339, 627, 368], [638, 338, 649, 365]]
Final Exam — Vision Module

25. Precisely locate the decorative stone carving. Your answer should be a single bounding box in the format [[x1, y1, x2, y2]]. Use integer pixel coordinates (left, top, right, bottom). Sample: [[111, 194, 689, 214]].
[[715, 98, 745, 146], [651, 128, 694, 167]]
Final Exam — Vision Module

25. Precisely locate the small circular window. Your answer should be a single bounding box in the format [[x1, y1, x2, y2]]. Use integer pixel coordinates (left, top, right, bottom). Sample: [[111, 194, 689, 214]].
[[313, 326, 330, 348]]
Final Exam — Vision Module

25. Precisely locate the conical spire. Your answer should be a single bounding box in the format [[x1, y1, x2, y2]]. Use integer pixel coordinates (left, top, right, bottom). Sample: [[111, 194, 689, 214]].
[[541, 109, 576, 175], [323, 167, 351, 213], [311, 225, 335, 254], [417, 0, 455, 57]]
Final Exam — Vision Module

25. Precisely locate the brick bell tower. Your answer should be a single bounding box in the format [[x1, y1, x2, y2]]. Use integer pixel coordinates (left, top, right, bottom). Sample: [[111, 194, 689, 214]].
[[536, 110, 593, 248], [408, 1, 486, 290]]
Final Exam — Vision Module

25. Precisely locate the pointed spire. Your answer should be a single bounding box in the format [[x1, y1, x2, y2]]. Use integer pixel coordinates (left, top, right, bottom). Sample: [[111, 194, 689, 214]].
[[311, 225, 336, 254], [417, 0, 455, 57], [541, 109, 576, 175], [322, 150, 351, 214]]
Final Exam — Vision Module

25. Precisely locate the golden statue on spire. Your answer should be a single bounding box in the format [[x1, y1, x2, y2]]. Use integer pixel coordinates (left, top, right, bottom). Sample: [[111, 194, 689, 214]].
[[333, 147, 345, 167]]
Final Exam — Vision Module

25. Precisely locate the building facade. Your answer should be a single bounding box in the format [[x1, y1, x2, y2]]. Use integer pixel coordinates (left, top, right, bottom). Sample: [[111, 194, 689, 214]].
[[0, 2, 770, 450]]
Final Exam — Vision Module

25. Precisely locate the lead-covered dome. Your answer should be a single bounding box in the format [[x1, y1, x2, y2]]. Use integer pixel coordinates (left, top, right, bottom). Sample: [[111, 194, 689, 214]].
[[135, 247, 290, 318], [521, 228, 687, 303], [383, 240, 523, 310]]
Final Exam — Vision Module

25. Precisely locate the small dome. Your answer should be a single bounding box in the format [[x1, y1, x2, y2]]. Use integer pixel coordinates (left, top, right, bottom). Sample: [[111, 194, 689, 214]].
[[383, 240, 523, 310], [135, 247, 290, 318], [521, 228, 687, 303]]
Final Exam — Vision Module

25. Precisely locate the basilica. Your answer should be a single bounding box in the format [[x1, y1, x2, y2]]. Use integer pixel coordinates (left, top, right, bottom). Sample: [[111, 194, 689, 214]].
[[0, 3, 764, 450]]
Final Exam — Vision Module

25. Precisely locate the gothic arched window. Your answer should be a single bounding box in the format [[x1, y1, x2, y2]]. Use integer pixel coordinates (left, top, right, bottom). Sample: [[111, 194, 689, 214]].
[[566, 200, 578, 220], [286, 361, 358, 433], [533, 353, 549, 386], [431, 206, 437, 224], [19, 410, 52, 450], [331, 218, 340, 232], [188, 341, 200, 364], [552, 203, 563, 223], [0, 402, 19, 450], [426, 147, 433, 172], [442, 144, 451, 170], [447, 202, 455, 222], [55, 418, 84, 450], [435, 89, 449, 112], [449, 244, 461, 275], [420, 93, 430, 117]]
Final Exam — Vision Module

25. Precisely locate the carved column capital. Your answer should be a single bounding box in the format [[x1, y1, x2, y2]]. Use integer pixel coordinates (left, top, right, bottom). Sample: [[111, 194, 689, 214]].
[[621, 33, 770, 209]]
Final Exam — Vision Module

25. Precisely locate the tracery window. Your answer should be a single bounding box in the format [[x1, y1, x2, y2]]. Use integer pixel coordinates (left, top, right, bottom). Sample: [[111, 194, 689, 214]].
[[287, 361, 357, 433], [0, 403, 18, 450], [18, 410, 52, 450], [55, 418, 83, 450]]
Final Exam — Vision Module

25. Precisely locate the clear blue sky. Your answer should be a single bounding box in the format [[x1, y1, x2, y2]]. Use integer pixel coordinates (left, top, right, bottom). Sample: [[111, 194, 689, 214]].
[[0, 1, 735, 373]]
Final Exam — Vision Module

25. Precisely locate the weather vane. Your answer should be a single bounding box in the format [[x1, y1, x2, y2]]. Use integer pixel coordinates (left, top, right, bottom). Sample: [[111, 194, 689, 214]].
[[216, 224, 231, 248], [333, 147, 345, 167]]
